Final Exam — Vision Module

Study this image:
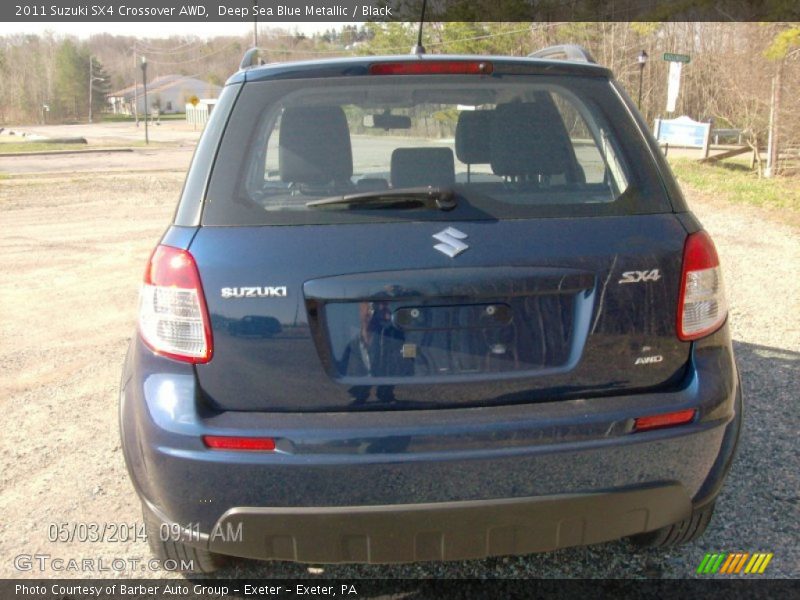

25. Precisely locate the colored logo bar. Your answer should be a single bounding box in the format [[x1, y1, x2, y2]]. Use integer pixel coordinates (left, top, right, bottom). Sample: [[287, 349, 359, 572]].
[[697, 552, 773, 574]]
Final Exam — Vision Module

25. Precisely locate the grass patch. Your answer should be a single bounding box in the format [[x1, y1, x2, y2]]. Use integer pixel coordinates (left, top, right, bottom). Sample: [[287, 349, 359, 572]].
[[0, 141, 89, 153], [669, 158, 800, 212], [101, 113, 186, 122], [0, 140, 177, 153]]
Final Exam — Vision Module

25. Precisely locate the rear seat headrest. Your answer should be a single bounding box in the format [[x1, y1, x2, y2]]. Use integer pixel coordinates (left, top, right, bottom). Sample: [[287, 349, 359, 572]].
[[455, 111, 492, 164], [490, 101, 578, 180], [490, 103, 546, 178], [279, 106, 353, 185], [391, 148, 455, 189]]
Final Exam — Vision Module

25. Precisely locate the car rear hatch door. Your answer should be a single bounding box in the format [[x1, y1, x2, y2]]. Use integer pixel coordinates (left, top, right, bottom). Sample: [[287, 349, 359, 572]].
[[190, 214, 689, 412]]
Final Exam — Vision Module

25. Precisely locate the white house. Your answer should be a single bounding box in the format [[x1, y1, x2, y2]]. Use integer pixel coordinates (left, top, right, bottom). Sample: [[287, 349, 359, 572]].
[[107, 75, 222, 116]]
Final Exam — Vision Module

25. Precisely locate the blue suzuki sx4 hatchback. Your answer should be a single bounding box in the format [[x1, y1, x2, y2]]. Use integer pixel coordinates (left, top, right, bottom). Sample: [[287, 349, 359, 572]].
[[119, 47, 742, 572]]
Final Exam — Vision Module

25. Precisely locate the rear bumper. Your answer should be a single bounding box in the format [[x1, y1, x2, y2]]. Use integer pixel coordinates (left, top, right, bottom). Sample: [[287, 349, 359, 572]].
[[121, 325, 741, 563], [153, 484, 691, 563]]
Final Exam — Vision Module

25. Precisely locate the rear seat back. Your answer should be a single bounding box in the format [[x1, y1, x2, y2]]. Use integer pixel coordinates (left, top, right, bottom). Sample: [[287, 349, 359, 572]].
[[391, 147, 455, 189]]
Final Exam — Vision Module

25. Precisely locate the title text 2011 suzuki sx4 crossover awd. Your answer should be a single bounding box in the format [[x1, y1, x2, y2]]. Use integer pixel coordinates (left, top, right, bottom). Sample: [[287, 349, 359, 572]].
[[120, 47, 742, 572]]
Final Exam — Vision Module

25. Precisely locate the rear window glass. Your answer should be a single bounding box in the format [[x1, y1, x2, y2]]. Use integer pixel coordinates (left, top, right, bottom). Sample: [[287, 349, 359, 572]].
[[203, 74, 669, 226]]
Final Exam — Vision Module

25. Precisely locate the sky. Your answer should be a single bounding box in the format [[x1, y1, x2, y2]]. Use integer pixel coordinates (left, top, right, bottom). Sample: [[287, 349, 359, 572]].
[[3, 21, 353, 39]]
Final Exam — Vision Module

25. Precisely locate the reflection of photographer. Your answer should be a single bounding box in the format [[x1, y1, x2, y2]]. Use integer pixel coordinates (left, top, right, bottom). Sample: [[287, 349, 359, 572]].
[[341, 290, 414, 405], [358, 300, 404, 376]]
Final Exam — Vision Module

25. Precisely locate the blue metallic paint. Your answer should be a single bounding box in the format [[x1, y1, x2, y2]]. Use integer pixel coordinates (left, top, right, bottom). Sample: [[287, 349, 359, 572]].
[[120, 322, 739, 534], [189, 215, 690, 412]]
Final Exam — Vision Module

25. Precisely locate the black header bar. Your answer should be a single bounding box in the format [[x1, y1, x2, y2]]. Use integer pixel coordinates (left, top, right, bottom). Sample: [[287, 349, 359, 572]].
[[4, 0, 798, 23]]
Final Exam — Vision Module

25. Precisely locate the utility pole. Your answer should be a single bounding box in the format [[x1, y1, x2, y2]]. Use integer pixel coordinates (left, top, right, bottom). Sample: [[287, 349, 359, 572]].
[[89, 57, 93, 123], [637, 50, 648, 110], [253, 1, 258, 47], [88, 56, 105, 124], [140, 56, 149, 144], [133, 43, 139, 126], [765, 59, 783, 178]]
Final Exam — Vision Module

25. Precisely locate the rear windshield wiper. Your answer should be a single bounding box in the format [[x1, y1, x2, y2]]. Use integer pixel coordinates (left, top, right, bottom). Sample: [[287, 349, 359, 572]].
[[306, 186, 458, 211]]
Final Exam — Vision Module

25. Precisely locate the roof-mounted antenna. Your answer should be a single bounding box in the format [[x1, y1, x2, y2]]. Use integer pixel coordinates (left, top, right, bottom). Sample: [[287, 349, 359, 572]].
[[410, 0, 427, 55]]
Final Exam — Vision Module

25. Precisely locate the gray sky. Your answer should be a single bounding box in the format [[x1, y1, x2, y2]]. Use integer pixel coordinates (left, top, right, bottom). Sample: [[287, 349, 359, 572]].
[[3, 22, 353, 38]]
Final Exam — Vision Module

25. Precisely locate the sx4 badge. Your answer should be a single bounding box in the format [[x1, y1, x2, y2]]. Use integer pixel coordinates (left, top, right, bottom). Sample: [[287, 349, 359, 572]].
[[618, 269, 661, 284]]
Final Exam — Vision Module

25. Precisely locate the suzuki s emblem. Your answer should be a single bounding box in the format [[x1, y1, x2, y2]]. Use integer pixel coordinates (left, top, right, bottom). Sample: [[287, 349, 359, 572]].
[[432, 227, 469, 258]]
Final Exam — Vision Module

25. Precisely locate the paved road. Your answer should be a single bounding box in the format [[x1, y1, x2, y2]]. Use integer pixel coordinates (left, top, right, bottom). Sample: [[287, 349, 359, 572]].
[[3, 121, 203, 145], [0, 147, 193, 175], [1, 122, 199, 175]]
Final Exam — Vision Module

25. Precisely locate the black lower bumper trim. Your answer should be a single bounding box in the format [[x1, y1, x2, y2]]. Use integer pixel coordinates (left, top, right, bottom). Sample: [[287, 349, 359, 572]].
[[206, 483, 691, 563]]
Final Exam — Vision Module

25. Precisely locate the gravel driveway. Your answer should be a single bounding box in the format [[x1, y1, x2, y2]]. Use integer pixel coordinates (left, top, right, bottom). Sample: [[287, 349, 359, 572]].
[[0, 161, 797, 580]]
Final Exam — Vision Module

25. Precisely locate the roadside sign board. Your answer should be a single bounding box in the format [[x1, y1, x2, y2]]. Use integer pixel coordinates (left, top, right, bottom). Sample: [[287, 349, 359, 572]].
[[666, 61, 683, 112], [654, 116, 711, 149], [663, 52, 691, 63]]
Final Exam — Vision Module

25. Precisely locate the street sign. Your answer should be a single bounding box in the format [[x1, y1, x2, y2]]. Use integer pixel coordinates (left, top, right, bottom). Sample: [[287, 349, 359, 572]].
[[654, 116, 711, 149], [666, 61, 683, 112], [663, 52, 691, 63]]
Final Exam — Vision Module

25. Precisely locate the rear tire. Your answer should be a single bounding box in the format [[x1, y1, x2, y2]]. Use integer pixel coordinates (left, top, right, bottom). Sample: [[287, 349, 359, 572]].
[[629, 501, 716, 548], [142, 504, 228, 573]]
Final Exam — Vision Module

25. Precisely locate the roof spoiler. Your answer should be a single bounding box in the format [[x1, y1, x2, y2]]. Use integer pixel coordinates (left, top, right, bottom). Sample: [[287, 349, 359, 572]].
[[528, 44, 596, 64], [239, 47, 263, 70]]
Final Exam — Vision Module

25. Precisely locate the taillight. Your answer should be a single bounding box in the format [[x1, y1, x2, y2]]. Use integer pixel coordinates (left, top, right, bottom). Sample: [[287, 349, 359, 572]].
[[369, 61, 493, 76], [677, 231, 727, 341], [203, 436, 276, 451], [138, 245, 212, 363], [634, 409, 697, 432]]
